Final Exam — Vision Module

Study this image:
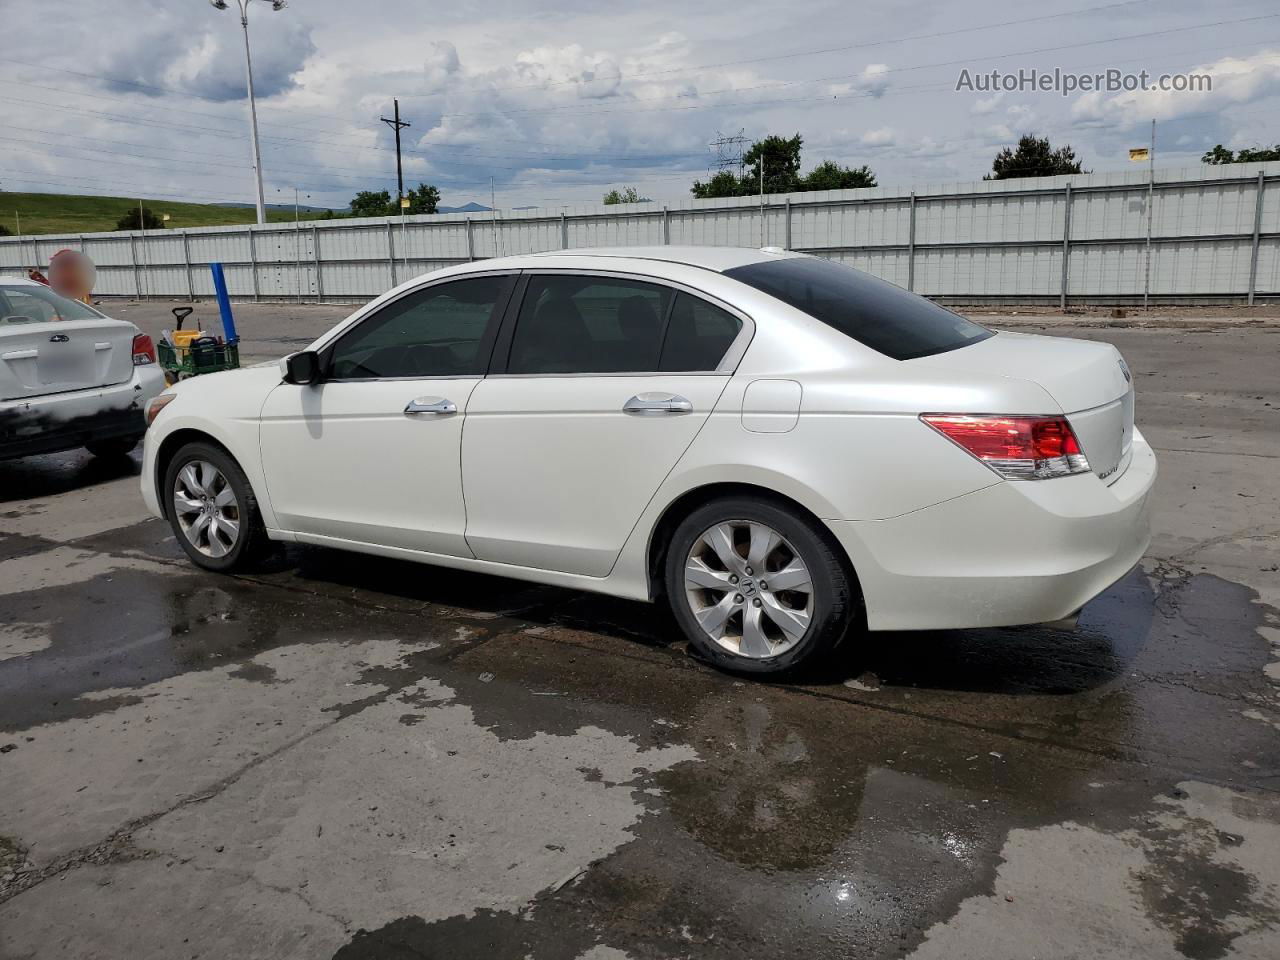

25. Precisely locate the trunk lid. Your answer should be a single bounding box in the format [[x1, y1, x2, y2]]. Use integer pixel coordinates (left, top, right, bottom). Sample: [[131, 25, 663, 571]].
[[0, 318, 138, 402], [911, 330, 1135, 484]]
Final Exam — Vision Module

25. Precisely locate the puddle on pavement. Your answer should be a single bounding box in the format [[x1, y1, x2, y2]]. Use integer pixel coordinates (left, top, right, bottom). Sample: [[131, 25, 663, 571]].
[[3, 524, 1278, 958], [324, 563, 1279, 959]]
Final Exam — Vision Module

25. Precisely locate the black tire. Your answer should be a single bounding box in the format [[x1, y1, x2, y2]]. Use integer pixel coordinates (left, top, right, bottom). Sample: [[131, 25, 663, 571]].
[[162, 441, 271, 573], [85, 434, 142, 458], [663, 495, 857, 676]]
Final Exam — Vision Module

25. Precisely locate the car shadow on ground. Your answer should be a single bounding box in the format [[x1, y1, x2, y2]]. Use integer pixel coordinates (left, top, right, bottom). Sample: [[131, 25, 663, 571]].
[[0, 449, 139, 504], [258, 543, 1151, 700]]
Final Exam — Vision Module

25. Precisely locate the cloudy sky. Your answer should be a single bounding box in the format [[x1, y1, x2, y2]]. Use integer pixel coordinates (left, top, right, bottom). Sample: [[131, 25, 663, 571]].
[[3, 0, 1279, 212]]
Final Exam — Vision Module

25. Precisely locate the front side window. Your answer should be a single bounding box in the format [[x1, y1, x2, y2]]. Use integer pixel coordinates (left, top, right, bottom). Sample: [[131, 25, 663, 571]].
[[723, 256, 991, 361], [505, 276, 743, 375], [328, 275, 512, 379], [0, 285, 103, 326]]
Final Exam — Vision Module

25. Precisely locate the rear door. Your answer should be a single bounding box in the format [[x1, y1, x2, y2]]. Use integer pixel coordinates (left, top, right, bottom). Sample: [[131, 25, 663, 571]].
[[0, 285, 135, 401], [462, 272, 749, 577]]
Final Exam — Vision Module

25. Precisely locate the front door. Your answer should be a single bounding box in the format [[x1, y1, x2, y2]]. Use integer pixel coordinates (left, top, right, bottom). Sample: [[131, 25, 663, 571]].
[[462, 273, 747, 577], [260, 273, 515, 556]]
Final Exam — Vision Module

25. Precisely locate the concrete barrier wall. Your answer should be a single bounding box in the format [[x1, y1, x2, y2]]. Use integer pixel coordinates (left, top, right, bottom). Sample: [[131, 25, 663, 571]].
[[3, 161, 1278, 304]]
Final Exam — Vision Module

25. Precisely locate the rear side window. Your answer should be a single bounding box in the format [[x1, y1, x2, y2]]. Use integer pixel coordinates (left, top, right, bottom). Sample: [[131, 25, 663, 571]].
[[506, 277, 743, 375], [723, 257, 991, 360], [660, 294, 742, 372], [328, 275, 511, 379], [0, 285, 103, 326]]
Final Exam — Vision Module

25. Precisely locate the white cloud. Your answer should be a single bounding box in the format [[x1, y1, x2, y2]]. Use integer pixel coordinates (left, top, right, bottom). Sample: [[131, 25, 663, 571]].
[[1071, 49, 1280, 128], [423, 42, 462, 94], [970, 93, 1004, 115], [853, 63, 891, 99], [3, 0, 1278, 211]]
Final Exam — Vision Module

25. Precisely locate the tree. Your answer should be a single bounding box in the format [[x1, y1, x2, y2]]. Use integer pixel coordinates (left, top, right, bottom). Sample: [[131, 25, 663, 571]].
[[1202, 143, 1280, 164], [115, 206, 163, 230], [802, 160, 877, 191], [350, 189, 392, 217], [987, 134, 1088, 179], [691, 133, 878, 198], [0, 223, 10, 237], [743, 134, 803, 194], [404, 182, 440, 214], [691, 170, 745, 199], [603, 186, 649, 204]]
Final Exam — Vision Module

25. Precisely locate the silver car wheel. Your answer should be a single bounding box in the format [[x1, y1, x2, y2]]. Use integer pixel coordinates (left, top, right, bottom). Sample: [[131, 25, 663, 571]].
[[683, 519, 815, 659], [172, 459, 240, 559]]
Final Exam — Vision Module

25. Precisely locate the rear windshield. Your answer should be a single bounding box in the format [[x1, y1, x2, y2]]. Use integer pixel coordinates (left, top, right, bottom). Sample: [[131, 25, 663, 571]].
[[723, 257, 992, 360], [0, 284, 103, 326]]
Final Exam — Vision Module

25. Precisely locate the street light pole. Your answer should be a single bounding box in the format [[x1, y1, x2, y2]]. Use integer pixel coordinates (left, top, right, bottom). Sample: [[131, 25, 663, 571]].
[[210, 0, 287, 225]]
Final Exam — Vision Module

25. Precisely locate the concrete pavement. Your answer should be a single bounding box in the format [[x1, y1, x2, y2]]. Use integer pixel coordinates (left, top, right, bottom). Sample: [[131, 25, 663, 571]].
[[1, 310, 1277, 959]]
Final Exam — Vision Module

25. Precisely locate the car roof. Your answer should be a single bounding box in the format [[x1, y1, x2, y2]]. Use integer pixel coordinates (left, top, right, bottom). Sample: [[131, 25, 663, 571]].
[[0, 276, 41, 287], [524, 245, 803, 273]]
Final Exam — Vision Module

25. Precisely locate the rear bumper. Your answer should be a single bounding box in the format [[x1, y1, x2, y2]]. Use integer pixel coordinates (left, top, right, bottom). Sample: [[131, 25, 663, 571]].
[[0, 365, 164, 460], [828, 430, 1157, 630]]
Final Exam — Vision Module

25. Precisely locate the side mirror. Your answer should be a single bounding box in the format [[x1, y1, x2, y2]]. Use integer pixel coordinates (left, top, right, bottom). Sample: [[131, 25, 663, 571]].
[[283, 351, 322, 385]]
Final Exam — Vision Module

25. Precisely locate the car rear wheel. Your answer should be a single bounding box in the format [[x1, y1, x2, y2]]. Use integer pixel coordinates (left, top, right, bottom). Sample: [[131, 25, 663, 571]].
[[163, 441, 270, 572], [84, 434, 142, 458], [664, 496, 856, 675]]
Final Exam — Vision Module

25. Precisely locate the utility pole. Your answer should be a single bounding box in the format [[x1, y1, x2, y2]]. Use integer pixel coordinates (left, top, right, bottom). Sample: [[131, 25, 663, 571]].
[[759, 159, 765, 247], [490, 177, 502, 257], [295, 187, 303, 301], [380, 98, 412, 208], [1143, 118, 1155, 311]]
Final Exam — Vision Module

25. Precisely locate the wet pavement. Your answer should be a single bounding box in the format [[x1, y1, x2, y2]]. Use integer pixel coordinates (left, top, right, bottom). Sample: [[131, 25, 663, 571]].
[[1, 318, 1278, 959]]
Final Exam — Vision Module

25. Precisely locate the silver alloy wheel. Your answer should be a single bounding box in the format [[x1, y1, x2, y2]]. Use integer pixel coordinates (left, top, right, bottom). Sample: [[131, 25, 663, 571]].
[[172, 459, 240, 559], [683, 519, 815, 659]]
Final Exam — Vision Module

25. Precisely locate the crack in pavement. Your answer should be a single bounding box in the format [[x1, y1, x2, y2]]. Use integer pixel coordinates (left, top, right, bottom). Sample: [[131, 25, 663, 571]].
[[0, 688, 385, 907]]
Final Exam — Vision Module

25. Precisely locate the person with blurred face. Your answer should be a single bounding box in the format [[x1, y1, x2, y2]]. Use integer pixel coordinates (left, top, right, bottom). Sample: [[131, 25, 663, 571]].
[[47, 249, 96, 304]]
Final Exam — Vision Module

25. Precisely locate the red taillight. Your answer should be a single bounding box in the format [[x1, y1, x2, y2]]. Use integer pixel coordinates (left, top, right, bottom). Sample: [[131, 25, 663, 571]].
[[132, 333, 156, 366], [921, 414, 1090, 480]]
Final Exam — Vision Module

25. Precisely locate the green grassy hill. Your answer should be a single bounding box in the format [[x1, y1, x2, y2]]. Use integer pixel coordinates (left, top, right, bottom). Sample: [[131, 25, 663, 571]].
[[1, 192, 312, 236]]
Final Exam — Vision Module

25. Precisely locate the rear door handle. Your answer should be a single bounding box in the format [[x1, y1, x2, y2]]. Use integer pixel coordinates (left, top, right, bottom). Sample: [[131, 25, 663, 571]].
[[404, 396, 457, 416], [623, 392, 693, 416]]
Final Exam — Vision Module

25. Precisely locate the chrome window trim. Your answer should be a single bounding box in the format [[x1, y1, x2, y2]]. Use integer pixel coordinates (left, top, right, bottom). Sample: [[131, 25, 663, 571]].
[[492, 267, 755, 378], [311, 374, 485, 384]]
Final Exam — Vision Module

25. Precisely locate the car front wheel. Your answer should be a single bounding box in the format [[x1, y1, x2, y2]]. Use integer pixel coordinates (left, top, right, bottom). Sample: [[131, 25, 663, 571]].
[[664, 496, 856, 675], [163, 441, 270, 572]]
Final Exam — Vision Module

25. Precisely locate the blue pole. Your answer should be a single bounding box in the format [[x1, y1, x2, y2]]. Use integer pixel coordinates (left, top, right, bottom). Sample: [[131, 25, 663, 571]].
[[209, 262, 238, 343]]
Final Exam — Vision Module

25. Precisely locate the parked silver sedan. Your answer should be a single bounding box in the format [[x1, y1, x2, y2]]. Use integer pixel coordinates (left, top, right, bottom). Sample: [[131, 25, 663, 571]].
[[0, 278, 165, 460]]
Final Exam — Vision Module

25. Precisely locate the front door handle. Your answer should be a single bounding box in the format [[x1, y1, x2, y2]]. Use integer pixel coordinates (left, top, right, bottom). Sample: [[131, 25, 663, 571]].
[[623, 392, 693, 416], [404, 396, 457, 416]]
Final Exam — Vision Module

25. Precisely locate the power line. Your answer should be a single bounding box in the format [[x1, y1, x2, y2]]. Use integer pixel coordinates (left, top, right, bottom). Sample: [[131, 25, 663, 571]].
[[421, 13, 1280, 123], [0, 5, 1256, 140], [0, 2, 1158, 117], [393, 0, 1162, 98]]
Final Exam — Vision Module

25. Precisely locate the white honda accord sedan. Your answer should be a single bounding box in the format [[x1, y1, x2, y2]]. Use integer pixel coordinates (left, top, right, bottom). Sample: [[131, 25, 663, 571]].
[[141, 247, 1155, 674]]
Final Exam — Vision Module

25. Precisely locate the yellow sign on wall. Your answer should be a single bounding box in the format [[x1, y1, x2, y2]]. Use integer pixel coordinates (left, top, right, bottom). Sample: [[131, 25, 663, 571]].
[[1129, 147, 1150, 162]]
